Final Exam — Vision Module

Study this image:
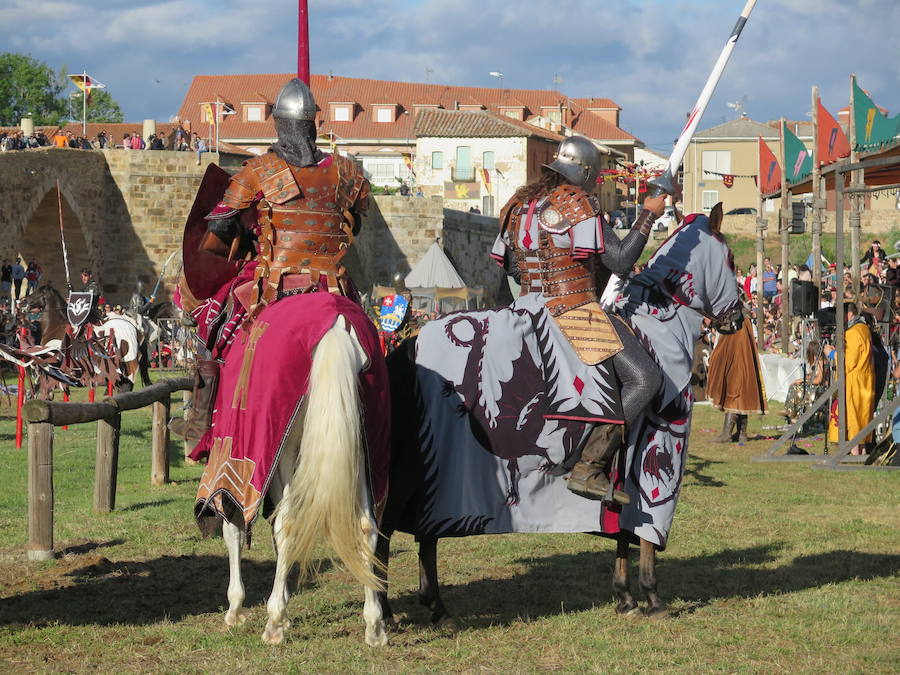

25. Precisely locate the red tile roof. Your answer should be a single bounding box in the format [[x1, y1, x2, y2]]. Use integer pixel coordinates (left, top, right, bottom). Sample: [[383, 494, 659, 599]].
[[178, 73, 638, 145], [414, 109, 563, 142]]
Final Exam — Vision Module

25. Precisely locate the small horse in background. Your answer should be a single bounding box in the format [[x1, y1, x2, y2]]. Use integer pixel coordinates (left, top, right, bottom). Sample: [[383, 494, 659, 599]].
[[378, 204, 742, 626], [19, 284, 150, 394]]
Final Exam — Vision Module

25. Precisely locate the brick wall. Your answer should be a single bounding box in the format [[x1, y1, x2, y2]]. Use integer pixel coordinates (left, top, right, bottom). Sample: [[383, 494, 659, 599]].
[[442, 209, 505, 306]]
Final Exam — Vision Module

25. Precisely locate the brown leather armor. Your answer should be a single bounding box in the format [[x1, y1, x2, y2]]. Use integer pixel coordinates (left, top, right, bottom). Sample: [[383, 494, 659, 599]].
[[503, 184, 623, 365], [220, 152, 370, 314], [506, 184, 602, 316]]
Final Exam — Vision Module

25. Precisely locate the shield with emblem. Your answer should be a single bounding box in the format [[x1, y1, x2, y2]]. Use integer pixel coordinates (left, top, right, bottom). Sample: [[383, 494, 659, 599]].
[[181, 164, 243, 302], [67, 292, 94, 329]]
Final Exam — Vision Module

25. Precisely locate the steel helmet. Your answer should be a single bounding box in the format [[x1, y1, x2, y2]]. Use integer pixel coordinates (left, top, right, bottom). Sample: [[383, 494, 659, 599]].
[[272, 78, 317, 121], [543, 135, 602, 190]]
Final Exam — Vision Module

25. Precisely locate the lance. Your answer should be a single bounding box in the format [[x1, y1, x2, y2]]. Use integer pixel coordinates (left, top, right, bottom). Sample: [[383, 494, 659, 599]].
[[149, 249, 180, 301], [649, 0, 758, 197], [297, 0, 310, 84]]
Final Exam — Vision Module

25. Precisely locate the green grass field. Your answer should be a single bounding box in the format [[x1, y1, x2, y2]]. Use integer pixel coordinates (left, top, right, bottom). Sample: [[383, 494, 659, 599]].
[[0, 384, 897, 673]]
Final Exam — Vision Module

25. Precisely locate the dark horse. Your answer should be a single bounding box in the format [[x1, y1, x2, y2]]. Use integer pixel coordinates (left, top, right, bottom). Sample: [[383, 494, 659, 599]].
[[19, 284, 150, 393], [377, 205, 742, 626]]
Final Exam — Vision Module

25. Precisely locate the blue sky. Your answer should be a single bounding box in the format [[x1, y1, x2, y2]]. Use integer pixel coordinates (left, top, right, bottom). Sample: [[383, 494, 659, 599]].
[[5, 0, 899, 151]]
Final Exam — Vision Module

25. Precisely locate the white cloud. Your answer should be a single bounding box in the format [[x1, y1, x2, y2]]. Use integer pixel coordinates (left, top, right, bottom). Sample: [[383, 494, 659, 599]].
[[4, 0, 898, 147]]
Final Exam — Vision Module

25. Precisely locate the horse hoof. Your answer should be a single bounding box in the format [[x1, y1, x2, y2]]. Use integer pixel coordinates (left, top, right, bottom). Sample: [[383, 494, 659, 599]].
[[644, 605, 670, 620], [365, 622, 389, 647], [615, 604, 641, 618], [225, 609, 248, 627], [433, 614, 457, 631], [261, 624, 285, 645]]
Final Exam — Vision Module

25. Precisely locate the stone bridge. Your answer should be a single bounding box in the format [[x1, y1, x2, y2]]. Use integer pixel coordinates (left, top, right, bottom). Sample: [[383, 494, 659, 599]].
[[0, 148, 505, 309]]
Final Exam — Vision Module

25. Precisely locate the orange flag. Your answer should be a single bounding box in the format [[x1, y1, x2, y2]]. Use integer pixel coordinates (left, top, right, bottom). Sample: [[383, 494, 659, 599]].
[[816, 98, 850, 167], [757, 137, 781, 195]]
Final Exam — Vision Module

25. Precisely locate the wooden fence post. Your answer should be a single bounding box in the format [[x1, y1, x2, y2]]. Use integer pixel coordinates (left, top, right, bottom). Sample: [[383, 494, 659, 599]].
[[94, 413, 121, 514], [151, 394, 171, 486], [27, 422, 55, 561]]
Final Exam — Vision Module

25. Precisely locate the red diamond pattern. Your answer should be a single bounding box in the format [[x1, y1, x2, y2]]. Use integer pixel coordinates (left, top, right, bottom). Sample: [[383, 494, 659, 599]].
[[522, 227, 533, 249], [651, 487, 660, 499], [573, 376, 584, 394]]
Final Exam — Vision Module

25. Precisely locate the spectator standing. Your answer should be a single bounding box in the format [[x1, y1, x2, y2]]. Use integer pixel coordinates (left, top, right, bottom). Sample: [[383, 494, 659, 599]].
[[52, 130, 68, 148], [11, 258, 26, 300], [825, 302, 875, 455], [762, 260, 777, 300], [885, 257, 900, 288], [1, 260, 11, 300], [149, 134, 164, 150], [130, 133, 144, 150], [861, 240, 886, 272], [25, 260, 41, 292]]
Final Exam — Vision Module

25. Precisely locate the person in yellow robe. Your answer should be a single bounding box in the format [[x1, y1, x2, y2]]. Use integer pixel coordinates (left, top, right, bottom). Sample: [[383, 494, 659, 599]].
[[826, 302, 875, 455]]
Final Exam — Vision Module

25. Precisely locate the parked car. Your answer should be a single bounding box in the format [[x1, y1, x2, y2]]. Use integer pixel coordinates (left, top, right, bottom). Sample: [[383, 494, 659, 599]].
[[655, 205, 677, 231], [724, 207, 757, 215]]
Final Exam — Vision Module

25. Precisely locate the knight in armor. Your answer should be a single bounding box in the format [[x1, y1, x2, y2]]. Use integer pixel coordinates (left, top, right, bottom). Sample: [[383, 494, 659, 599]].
[[128, 280, 154, 317], [492, 135, 664, 502], [174, 77, 370, 443], [78, 268, 102, 326]]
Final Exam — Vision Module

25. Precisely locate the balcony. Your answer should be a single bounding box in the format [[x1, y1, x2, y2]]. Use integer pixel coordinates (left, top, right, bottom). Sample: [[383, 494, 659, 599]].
[[451, 166, 475, 182]]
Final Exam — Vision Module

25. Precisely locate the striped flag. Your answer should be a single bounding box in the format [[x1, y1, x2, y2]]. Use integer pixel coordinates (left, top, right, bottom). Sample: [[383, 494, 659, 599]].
[[481, 168, 491, 193], [68, 72, 105, 104]]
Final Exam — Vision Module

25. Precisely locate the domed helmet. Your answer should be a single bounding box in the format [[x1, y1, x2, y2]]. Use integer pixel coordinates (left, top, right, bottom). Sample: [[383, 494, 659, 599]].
[[272, 78, 317, 121], [543, 135, 602, 190]]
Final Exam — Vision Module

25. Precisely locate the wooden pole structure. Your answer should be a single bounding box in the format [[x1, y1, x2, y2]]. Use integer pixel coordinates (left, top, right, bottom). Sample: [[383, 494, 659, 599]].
[[27, 422, 54, 561], [93, 412, 121, 514], [834, 162, 847, 446], [151, 394, 171, 486], [756, 140, 766, 351], [811, 86, 823, 292], [848, 74, 861, 296], [297, 0, 310, 84], [15, 365, 25, 448], [779, 118, 791, 353]]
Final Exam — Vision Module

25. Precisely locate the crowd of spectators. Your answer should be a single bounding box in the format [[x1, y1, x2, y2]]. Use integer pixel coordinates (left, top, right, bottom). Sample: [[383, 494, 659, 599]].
[[0, 125, 206, 154]]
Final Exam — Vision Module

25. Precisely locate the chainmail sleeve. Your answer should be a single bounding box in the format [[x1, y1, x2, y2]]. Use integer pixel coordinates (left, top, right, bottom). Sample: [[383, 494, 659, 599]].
[[596, 220, 649, 275]]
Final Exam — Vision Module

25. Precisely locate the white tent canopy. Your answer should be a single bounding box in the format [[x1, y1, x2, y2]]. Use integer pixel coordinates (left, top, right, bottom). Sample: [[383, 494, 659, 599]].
[[405, 241, 465, 289]]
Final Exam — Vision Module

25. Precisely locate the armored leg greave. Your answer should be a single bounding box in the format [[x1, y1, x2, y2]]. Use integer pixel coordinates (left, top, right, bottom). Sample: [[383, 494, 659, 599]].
[[171, 359, 220, 443]]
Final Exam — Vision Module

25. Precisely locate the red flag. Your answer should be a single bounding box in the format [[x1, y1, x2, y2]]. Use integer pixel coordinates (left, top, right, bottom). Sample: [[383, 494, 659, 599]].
[[816, 98, 850, 167], [758, 137, 781, 195], [723, 174, 734, 188]]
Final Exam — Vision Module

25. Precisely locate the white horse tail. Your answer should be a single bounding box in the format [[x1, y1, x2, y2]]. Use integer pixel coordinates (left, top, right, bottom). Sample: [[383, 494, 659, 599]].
[[275, 323, 382, 591]]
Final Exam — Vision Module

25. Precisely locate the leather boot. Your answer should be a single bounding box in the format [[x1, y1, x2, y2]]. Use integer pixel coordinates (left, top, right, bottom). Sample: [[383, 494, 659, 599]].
[[736, 414, 748, 444], [567, 424, 631, 505], [712, 413, 737, 442], [170, 359, 220, 443]]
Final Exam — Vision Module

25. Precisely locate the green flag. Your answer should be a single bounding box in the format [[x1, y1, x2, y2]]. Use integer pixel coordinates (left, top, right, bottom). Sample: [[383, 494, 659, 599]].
[[783, 121, 812, 184], [853, 80, 900, 152]]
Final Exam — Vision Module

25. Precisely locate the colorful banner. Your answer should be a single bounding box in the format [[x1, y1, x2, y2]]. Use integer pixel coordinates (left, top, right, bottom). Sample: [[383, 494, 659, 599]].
[[202, 102, 215, 125], [853, 79, 900, 152], [402, 153, 414, 172], [379, 294, 409, 332], [816, 98, 850, 166], [783, 121, 812, 184], [481, 168, 491, 193], [758, 137, 781, 195], [444, 182, 480, 200], [68, 72, 105, 104]]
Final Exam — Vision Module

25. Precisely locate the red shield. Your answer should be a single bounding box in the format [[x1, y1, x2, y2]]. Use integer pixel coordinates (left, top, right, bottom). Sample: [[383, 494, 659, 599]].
[[723, 174, 734, 188], [181, 164, 242, 301]]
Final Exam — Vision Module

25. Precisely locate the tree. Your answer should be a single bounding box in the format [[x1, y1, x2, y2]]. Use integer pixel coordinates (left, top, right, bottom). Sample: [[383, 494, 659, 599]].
[[68, 89, 124, 124], [0, 53, 66, 126]]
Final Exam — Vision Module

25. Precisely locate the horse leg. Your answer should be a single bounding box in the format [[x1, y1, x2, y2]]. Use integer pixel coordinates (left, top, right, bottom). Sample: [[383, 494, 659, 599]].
[[638, 538, 668, 618], [222, 518, 249, 627], [418, 538, 455, 629], [613, 535, 640, 617], [374, 529, 396, 626], [262, 490, 293, 645], [360, 482, 388, 647]]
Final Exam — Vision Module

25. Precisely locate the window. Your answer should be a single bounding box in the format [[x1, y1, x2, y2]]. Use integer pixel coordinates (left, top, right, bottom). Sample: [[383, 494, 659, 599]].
[[482, 151, 495, 171], [455, 146, 473, 181], [702, 190, 719, 212], [482, 195, 495, 217], [502, 108, 523, 120], [431, 151, 443, 170], [368, 163, 396, 180], [375, 107, 392, 123], [546, 109, 562, 124], [246, 106, 262, 121], [702, 150, 731, 180], [333, 106, 351, 122]]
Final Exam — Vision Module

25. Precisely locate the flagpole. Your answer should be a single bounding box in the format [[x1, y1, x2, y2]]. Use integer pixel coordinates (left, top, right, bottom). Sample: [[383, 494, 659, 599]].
[[811, 85, 823, 292], [82, 70, 87, 136], [779, 118, 791, 354], [848, 74, 861, 297], [756, 140, 765, 352]]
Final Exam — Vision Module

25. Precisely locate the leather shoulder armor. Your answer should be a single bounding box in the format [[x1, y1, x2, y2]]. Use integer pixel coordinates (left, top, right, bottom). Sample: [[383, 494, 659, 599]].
[[332, 154, 369, 214], [249, 152, 301, 205], [538, 184, 602, 233], [220, 161, 262, 211]]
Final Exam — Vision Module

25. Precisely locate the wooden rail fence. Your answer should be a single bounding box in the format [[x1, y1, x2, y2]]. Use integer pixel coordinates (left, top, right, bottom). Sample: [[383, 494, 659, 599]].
[[23, 377, 192, 561]]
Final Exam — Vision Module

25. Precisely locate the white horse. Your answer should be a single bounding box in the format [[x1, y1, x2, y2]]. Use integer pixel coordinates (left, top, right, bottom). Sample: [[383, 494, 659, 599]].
[[199, 303, 389, 646]]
